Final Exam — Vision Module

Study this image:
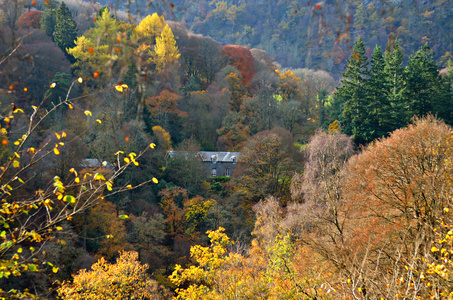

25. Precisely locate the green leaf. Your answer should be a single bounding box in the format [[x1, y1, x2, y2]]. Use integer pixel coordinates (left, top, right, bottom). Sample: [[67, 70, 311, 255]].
[[119, 214, 129, 219], [28, 264, 38, 272], [63, 195, 76, 204]]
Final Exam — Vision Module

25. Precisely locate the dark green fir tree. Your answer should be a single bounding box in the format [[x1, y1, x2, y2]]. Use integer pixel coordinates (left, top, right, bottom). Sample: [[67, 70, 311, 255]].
[[54, 2, 78, 61], [384, 40, 407, 129], [403, 43, 445, 119], [334, 36, 370, 145], [40, 0, 57, 37], [367, 45, 392, 141]]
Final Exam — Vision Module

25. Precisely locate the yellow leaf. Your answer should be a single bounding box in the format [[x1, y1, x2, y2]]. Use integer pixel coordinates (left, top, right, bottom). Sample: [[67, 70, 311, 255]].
[[28, 147, 35, 154], [115, 85, 124, 93], [127, 184, 132, 189], [431, 246, 439, 252], [75, 177, 80, 183], [84, 110, 92, 116], [17, 248, 22, 253], [124, 157, 130, 163], [32, 105, 37, 111], [152, 177, 158, 184], [54, 148, 60, 155], [150, 143, 156, 149], [96, 119, 102, 124], [13, 109, 24, 113], [56, 226, 63, 231], [68, 104, 74, 110], [55, 132, 61, 140], [62, 131, 66, 138], [77, 77, 83, 83], [13, 160, 19, 168], [52, 266, 59, 273], [50, 83, 56, 88]]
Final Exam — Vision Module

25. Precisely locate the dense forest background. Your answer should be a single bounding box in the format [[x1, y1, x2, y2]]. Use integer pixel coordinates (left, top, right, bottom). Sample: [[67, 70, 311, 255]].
[[0, 0, 452, 299]]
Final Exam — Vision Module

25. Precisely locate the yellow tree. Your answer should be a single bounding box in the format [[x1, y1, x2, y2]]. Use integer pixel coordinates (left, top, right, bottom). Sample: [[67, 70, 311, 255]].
[[151, 24, 181, 72], [0, 77, 157, 298], [135, 13, 165, 44], [57, 251, 161, 299]]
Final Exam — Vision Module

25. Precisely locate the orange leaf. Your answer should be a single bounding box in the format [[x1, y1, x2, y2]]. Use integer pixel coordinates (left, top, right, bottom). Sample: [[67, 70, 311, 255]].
[[89, 47, 94, 54], [93, 71, 99, 78]]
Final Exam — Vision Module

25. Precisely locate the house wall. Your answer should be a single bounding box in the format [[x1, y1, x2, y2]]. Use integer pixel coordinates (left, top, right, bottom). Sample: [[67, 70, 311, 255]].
[[203, 161, 237, 177]]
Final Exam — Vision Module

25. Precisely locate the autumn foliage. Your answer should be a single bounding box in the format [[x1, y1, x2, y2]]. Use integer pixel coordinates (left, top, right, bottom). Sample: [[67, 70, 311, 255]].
[[58, 251, 161, 299], [16, 10, 43, 30], [222, 45, 256, 86]]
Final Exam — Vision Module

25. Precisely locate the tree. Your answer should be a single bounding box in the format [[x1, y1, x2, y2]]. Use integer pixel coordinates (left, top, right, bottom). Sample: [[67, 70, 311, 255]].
[[146, 90, 186, 130], [151, 24, 181, 72], [403, 43, 446, 119], [366, 46, 393, 140], [57, 251, 161, 299], [135, 13, 165, 44], [40, 0, 57, 37], [0, 76, 157, 298], [83, 198, 132, 260], [384, 40, 407, 129], [54, 2, 77, 59], [234, 127, 300, 203], [164, 138, 207, 196], [16, 10, 42, 31], [336, 116, 453, 297], [68, 9, 131, 87], [223, 45, 256, 86], [335, 36, 370, 144]]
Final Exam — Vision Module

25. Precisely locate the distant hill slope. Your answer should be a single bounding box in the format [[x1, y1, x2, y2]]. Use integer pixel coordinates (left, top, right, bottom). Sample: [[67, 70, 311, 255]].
[[89, 0, 452, 76]]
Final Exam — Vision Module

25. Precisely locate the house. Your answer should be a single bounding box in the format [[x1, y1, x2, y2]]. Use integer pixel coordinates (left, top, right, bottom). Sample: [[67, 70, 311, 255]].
[[166, 151, 240, 177]]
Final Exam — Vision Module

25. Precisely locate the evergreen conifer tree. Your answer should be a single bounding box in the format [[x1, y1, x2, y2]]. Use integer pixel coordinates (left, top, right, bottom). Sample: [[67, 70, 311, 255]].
[[40, 0, 57, 37], [384, 40, 407, 128], [54, 2, 78, 60], [335, 36, 370, 144], [403, 43, 444, 118], [367, 46, 392, 140]]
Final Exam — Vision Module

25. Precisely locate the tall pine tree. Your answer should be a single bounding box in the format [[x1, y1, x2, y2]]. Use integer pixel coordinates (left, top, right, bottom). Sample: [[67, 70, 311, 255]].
[[367, 46, 392, 140], [384, 40, 407, 129], [54, 2, 77, 61], [403, 43, 444, 119], [40, 0, 57, 37], [335, 36, 370, 145]]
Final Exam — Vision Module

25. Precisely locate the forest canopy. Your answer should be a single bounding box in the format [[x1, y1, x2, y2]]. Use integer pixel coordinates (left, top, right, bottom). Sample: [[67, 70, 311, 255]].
[[0, 0, 452, 298]]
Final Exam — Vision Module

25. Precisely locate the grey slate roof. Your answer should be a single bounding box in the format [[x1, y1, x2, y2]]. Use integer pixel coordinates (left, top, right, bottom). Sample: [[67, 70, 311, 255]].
[[166, 151, 240, 162], [197, 151, 240, 162]]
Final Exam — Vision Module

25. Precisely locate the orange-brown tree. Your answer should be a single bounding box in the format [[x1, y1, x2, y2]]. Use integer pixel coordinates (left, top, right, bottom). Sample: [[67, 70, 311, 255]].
[[332, 116, 453, 298]]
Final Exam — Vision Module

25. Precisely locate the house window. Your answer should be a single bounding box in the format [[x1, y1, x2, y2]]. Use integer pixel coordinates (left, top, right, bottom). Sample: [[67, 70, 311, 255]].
[[211, 168, 217, 176], [225, 168, 231, 177], [211, 155, 218, 164]]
